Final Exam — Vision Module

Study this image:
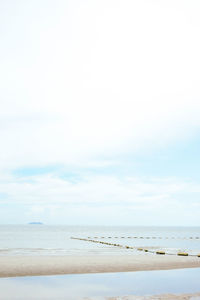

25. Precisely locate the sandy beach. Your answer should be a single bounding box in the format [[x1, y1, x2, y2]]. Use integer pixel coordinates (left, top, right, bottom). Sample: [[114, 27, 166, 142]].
[[86, 293, 200, 299], [0, 254, 200, 278]]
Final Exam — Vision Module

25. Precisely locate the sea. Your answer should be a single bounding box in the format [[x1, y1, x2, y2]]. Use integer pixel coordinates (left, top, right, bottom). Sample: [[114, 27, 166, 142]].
[[0, 225, 200, 256]]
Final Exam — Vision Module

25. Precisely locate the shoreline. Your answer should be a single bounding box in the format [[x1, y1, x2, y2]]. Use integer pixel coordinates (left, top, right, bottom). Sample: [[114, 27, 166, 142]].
[[0, 254, 200, 278], [100, 293, 200, 299]]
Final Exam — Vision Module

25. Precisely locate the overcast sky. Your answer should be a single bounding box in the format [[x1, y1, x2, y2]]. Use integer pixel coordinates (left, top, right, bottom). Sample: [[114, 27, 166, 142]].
[[1, 0, 200, 225]]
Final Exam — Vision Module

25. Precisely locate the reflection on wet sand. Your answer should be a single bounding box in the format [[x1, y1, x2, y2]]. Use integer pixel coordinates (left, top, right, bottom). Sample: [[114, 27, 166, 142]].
[[0, 268, 200, 300]]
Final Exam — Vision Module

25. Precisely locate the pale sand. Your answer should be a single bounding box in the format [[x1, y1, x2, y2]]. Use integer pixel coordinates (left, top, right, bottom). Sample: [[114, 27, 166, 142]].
[[84, 293, 200, 299], [0, 254, 200, 277]]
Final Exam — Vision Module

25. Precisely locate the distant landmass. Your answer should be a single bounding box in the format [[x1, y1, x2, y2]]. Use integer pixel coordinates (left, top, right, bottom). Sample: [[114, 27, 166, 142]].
[[28, 222, 43, 225]]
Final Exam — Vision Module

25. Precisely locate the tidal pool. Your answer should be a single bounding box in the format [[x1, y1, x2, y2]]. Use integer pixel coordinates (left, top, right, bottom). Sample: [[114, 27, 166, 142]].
[[0, 268, 200, 299]]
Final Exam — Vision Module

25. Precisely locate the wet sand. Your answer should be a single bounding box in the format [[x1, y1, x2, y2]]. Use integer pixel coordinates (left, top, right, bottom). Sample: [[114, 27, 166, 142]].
[[89, 293, 200, 299], [0, 254, 200, 278]]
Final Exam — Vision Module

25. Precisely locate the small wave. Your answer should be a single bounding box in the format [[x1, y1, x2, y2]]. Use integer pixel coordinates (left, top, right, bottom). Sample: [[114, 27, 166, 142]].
[[0, 248, 70, 256]]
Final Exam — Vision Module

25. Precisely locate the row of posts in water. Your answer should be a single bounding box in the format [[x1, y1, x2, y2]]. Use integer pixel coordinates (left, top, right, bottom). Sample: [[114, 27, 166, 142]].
[[71, 237, 200, 257]]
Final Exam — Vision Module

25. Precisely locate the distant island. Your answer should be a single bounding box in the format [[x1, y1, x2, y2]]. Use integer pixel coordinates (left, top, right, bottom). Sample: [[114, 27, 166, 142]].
[[28, 222, 43, 225]]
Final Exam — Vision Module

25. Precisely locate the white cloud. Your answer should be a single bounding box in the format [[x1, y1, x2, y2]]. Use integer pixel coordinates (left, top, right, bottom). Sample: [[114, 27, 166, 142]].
[[0, 0, 200, 170], [0, 173, 195, 206], [0, 173, 199, 225]]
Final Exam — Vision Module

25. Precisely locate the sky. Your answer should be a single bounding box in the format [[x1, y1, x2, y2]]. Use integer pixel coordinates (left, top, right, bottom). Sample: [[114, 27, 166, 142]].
[[1, 0, 200, 225]]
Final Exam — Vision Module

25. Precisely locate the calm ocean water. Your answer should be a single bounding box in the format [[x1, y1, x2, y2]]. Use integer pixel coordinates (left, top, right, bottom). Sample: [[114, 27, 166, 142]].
[[0, 225, 200, 256]]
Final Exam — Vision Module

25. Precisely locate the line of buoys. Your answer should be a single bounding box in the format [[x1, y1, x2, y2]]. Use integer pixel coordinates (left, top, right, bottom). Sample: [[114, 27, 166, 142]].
[[85, 236, 200, 239], [71, 237, 200, 257], [71, 237, 126, 248]]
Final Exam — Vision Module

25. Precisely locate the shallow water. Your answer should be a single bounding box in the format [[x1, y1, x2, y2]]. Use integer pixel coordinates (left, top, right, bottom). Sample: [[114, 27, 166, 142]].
[[0, 268, 200, 300], [0, 225, 200, 255]]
